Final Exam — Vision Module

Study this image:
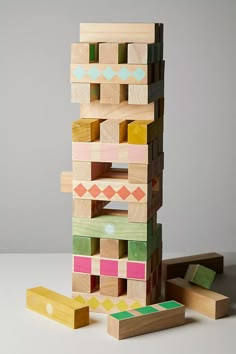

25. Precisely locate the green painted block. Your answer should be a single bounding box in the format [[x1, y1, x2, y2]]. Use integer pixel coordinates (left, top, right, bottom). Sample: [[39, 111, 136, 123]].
[[111, 311, 134, 321], [136, 306, 159, 315], [159, 301, 183, 310], [184, 264, 216, 289], [89, 44, 96, 62], [73, 236, 99, 256]]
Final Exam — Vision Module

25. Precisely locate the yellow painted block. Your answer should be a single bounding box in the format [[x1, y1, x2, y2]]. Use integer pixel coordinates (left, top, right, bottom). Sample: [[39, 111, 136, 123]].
[[72, 118, 100, 142], [128, 120, 154, 144], [26, 286, 89, 329]]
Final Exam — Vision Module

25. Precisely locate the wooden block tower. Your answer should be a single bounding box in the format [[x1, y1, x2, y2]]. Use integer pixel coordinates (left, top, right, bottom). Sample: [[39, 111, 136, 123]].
[[61, 23, 164, 314]]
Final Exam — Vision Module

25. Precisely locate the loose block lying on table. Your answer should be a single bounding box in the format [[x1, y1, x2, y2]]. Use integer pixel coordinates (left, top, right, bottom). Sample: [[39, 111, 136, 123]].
[[184, 264, 216, 289], [99, 43, 127, 64], [162, 253, 224, 281], [71, 83, 100, 103], [107, 301, 185, 340], [72, 161, 111, 181], [100, 276, 126, 297], [128, 81, 164, 105], [100, 119, 128, 143], [165, 278, 230, 319], [80, 100, 158, 120], [128, 120, 155, 144], [72, 273, 99, 293], [100, 83, 128, 104], [71, 42, 98, 64], [73, 235, 99, 256], [72, 118, 100, 142], [80, 23, 162, 44], [71, 64, 151, 85], [100, 239, 127, 259], [26, 286, 89, 329], [60, 171, 72, 193]]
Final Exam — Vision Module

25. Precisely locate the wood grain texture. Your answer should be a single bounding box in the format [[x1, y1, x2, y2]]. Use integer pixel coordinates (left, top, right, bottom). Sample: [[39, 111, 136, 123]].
[[128, 120, 155, 144], [72, 161, 111, 180], [107, 301, 185, 340], [100, 84, 128, 104], [165, 278, 230, 319], [184, 264, 216, 289], [100, 119, 128, 143], [80, 23, 162, 43], [73, 199, 108, 218], [26, 286, 89, 329], [100, 276, 126, 297], [71, 83, 100, 103], [128, 81, 164, 105], [162, 253, 224, 281], [100, 239, 127, 259], [72, 273, 99, 293], [73, 235, 99, 256], [60, 171, 72, 193], [72, 118, 100, 142], [71, 42, 98, 64], [127, 279, 150, 299], [128, 43, 163, 64], [99, 43, 127, 64]]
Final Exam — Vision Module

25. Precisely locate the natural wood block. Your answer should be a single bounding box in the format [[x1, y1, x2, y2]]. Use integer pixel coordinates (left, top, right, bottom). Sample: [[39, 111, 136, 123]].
[[127, 279, 150, 299], [128, 43, 153, 64], [100, 119, 128, 143], [73, 235, 99, 256], [80, 23, 162, 43], [73, 199, 108, 218], [128, 163, 151, 183], [60, 171, 72, 193], [107, 301, 185, 340], [71, 42, 97, 64], [71, 83, 100, 103], [100, 83, 128, 104], [128, 191, 162, 223], [128, 120, 155, 145], [128, 81, 164, 105], [99, 43, 127, 64], [184, 264, 216, 289], [80, 100, 158, 120], [72, 273, 99, 293], [72, 118, 100, 142], [162, 253, 224, 281], [100, 276, 126, 297], [100, 239, 127, 259], [71, 64, 150, 85], [26, 286, 89, 329], [165, 278, 230, 320], [72, 161, 111, 180]]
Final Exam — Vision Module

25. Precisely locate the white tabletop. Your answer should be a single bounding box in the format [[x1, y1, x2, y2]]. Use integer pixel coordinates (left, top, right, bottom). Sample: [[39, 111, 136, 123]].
[[0, 253, 235, 354]]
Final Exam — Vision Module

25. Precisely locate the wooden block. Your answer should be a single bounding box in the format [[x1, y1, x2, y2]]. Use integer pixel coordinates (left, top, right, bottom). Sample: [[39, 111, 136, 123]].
[[71, 83, 99, 103], [107, 301, 185, 340], [99, 43, 127, 64], [72, 215, 154, 241], [165, 278, 230, 319], [100, 239, 127, 259], [100, 276, 126, 297], [73, 199, 108, 218], [100, 119, 128, 143], [26, 286, 89, 329], [128, 120, 155, 144], [72, 161, 111, 180], [71, 42, 97, 64], [72, 273, 99, 293], [128, 191, 162, 223], [60, 171, 72, 192], [127, 279, 150, 299], [80, 23, 162, 43], [71, 64, 150, 85], [184, 264, 216, 289], [128, 163, 151, 183], [80, 100, 158, 121], [128, 81, 164, 105], [162, 253, 224, 281], [128, 43, 153, 64], [73, 235, 99, 256], [100, 83, 128, 104], [72, 118, 100, 142]]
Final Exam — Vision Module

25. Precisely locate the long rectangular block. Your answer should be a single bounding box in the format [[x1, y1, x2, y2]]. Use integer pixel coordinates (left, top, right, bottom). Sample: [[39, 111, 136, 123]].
[[71, 64, 151, 85], [72, 118, 100, 142], [100, 84, 128, 104], [128, 81, 164, 105], [26, 286, 89, 329], [71, 42, 98, 64], [107, 301, 185, 340], [71, 83, 100, 103], [72, 161, 111, 181], [162, 253, 224, 281], [165, 278, 230, 319], [99, 43, 127, 64], [100, 119, 128, 143], [72, 199, 108, 218]]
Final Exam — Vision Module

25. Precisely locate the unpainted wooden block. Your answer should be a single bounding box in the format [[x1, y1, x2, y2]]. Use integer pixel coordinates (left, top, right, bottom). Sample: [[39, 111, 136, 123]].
[[26, 286, 89, 329], [100, 83, 128, 105], [128, 163, 151, 183], [100, 239, 127, 259], [72, 273, 99, 293], [72, 161, 111, 180], [128, 43, 153, 64], [99, 43, 127, 64], [71, 83, 100, 103], [72, 118, 100, 142], [73, 236, 99, 256], [184, 264, 216, 289], [100, 276, 126, 297], [128, 120, 155, 145], [127, 279, 150, 299], [60, 171, 72, 193], [73, 199, 108, 218], [71, 42, 98, 64], [128, 81, 164, 105], [100, 119, 128, 143]]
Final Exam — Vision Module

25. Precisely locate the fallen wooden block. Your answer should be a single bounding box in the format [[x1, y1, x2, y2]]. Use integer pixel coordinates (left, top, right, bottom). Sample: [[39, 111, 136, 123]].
[[107, 300, 185, 340], [71, 42, 98, 64], [71, 83, 100, 103], [184, 264, 216, 289], [165, 278, 230, 319], [162, 253, 224, 281], [128, 81, 164, 105], [72, 118, 100, 142], [99, 43, 127, 64], [26, 286, 89, 329]]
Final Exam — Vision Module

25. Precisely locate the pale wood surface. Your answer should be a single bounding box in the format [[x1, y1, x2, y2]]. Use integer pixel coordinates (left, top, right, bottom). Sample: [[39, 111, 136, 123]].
[[99, 43, 127, 64], [100, 239, 127, 259], [71, 83, 100, 103], [100, 276, 126, 297], [128, 81, 164, 104], [100, 83, 128, 104], [100, 119, 128, 143], [72, 273, 99, 293], [72, 161, 111, 181]]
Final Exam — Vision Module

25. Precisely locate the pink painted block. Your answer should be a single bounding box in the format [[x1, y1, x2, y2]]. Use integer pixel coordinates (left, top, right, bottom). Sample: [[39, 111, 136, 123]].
[[74, 256, 92, 273], [100, 259, 118, 276], [127, 262, 145, 280], [72, 142, 91, 161], [101, 144, 119, 162]]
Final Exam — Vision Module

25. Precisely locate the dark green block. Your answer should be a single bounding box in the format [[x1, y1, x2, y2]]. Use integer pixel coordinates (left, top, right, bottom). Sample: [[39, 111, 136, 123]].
[[185, 264, 216, 289], [73, 235, 99, 256], [89, 44, 96, 62]]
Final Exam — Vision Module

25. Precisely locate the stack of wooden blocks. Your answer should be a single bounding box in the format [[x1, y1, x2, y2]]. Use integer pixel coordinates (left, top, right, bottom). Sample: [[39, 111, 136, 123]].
[[61, 23, 165, 314]]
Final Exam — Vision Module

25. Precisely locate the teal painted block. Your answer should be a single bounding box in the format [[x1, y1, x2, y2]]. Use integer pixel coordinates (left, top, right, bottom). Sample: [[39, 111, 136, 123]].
[[73, 236, 99, 256], [185, 264, 216, 289]]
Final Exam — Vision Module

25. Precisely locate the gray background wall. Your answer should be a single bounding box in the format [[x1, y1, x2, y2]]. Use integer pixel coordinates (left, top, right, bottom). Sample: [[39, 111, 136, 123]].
[[1, 0, 235, 253]]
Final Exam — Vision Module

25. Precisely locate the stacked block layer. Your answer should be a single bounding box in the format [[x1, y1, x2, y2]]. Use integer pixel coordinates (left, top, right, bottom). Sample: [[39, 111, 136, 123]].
[[68, 23, 164, 314]]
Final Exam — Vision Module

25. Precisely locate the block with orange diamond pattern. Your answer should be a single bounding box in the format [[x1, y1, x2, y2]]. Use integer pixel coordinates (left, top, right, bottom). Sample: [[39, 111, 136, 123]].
[[128, 120, 156, 144], [72, 118, 101, 142]]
